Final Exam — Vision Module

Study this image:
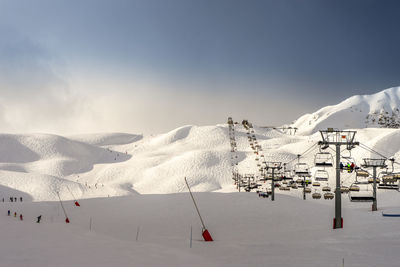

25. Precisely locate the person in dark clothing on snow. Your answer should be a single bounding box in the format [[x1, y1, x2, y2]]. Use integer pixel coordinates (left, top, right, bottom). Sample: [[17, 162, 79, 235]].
[[37, 215, 42, 223], [7, 210, 10, 216], [10, 197, 13, 202], [20, 197, 22, 202]]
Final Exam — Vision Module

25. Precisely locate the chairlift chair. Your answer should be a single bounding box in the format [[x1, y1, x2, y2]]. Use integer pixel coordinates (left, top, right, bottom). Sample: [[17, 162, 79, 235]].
[[349, 184, 360, 192], [322, 184, 331, 192], [312, 181, 320, 187], [294, 163, 310, 176], [312, 192, 322, 199], [378, 172, 399, 190], [315, 152, 334, 167], [324, 192, 334, 200], [315, 169, 329, 181], [340, 186, 349, 193], [349, 182, 374, 202], [356, 169, 369, 178]]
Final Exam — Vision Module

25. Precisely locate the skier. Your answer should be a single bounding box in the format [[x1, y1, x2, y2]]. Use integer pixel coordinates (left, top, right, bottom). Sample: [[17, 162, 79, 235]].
[[339, 162, 344, 171], [7, 210, 10, 216], [14, 212, 16, 217], [10, 197, 13, 202], [20, 197, 22, 202], [37, 215, 42, 223], [350, 162, 355, 172], [14, 197, 16, 202], [19, 214, 23, 221]]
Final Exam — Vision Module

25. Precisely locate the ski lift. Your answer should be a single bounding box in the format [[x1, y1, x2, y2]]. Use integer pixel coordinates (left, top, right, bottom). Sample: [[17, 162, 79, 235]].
[[349, 184, 360, 192], [340, 185, 349, 193], [322, 185, 331, 192], [315, 170, 329, 181], [378, 172, 399, 190], [356, 169, 369, 178], [315, 152, 333, 167], [349, 182, 373, 202], [312, 192, 322, 199], [312, 181, 320, 187], [305, 187, 312, 193], [282, 170, 293, 180], [324, 192, 334, 200], [291, 183, 298, 189], [294, 163, 310, 176]]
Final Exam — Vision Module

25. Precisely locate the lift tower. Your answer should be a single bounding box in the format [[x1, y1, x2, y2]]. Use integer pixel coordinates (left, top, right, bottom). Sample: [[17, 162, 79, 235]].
[[318, 129, 359, 229], [265, 162, 282, 201], [361, 158, 387, 211]]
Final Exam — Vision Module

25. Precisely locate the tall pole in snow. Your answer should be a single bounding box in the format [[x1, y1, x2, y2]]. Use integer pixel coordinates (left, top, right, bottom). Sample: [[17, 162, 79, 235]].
[[334, 144, 341, 228], [361, 158, 386, 212], [271, 168, 275, 201], [184, 177, 213, 241], [184, 177, 206, 229], [318, 129, 358, 229], [56, 191, 70, 223]]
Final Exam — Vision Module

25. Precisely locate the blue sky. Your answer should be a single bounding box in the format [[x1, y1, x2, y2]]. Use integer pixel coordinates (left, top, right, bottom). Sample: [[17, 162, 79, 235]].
[[0, 0, 399, 134]]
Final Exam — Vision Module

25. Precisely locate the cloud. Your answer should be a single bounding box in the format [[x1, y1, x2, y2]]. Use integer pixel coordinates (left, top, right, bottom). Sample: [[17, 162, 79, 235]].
[[0, 28, 87, 133], [0, 28, 306, 135]]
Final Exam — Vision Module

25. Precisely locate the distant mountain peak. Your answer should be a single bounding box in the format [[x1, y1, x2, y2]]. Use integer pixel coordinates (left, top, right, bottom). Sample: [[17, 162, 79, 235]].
[[290, 86, 400, 135]]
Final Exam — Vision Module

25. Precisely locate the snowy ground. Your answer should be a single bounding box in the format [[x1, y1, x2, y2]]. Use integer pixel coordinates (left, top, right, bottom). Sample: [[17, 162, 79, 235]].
[[1, 191, 400, 267]]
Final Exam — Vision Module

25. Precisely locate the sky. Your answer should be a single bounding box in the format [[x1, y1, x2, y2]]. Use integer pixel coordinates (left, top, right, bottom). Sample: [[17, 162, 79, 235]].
[[0, 0, 400, 134]]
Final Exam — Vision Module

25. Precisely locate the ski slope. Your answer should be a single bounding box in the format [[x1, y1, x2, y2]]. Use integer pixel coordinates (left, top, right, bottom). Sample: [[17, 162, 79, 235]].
[[1, 192, 400, 267]]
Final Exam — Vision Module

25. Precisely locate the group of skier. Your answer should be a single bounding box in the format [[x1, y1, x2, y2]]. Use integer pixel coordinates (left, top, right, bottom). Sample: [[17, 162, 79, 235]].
[[7, 210, 41, 223], [2, 197, 23, 202], [339, 162, 356, 173]]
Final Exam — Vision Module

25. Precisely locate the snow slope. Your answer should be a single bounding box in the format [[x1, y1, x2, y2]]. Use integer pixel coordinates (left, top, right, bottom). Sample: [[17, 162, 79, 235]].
[[0, 124, 400, 201], [291, 86, 400, 135], [1, 192, 400, 267]]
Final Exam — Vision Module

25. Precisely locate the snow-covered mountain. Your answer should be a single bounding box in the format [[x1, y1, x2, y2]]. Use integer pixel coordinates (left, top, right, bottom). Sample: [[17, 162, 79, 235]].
[[291, 86, 400, 135], [1, 87, 400, 201]]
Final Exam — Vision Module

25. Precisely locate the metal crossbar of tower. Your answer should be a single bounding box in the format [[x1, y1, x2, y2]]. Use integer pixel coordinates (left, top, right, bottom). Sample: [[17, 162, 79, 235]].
[[318, 129, 359, 229], [361, 158, 387, 211], [265, 162, 282, 201]]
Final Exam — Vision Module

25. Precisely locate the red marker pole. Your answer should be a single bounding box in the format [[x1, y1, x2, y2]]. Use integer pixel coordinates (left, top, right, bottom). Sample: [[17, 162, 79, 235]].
[[184, 177, 213, 241], [56, 191, 70, 223]]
